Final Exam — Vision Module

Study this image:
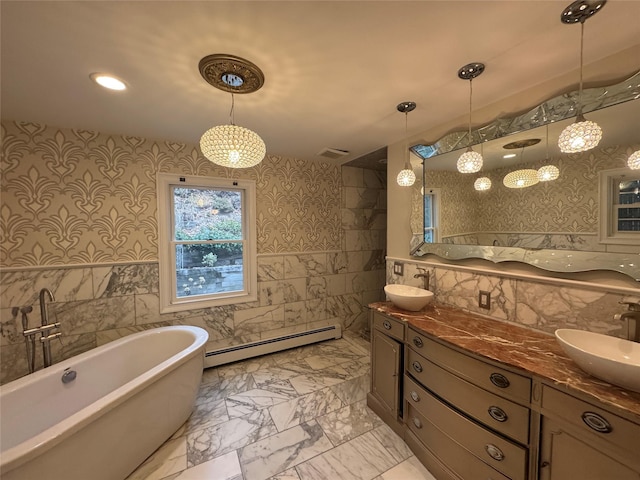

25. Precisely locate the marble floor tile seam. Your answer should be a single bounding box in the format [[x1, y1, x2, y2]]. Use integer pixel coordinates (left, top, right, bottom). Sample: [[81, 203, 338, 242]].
[[184, 383, 366, 453], [243, 421, 406, 480], [130, 335, 387, 480], [182, 380, 372, 463], [198, 356, 369, 408]]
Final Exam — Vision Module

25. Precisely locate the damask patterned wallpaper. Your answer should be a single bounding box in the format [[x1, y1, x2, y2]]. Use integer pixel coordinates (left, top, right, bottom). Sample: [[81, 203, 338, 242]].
[[412, 144, 638, 239], [1, 121, 342, 268], [475, 145, 635, 234]]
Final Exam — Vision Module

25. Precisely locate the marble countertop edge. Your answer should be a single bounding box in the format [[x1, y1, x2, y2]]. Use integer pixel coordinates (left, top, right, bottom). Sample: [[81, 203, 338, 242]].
[[368, 301, 640, 423]]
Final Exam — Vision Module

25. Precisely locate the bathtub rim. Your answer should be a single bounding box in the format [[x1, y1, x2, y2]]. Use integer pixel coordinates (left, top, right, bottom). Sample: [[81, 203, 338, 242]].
[[0, 325, 208, 474]]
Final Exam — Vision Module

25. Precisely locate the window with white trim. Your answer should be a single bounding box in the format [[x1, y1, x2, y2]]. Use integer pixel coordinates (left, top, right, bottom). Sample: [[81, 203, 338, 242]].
[[157, 174, 257, 313], [423, 187, 441, 243], [599, 168, 640, 245]]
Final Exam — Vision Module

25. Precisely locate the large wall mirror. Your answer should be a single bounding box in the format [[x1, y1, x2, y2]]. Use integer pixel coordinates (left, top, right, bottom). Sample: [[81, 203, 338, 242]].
[[410, 71, 640, 281]]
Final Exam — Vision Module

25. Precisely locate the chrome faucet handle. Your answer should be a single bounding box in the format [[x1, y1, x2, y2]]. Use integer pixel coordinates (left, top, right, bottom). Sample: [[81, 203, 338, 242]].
[[619, 296, 640, 311]]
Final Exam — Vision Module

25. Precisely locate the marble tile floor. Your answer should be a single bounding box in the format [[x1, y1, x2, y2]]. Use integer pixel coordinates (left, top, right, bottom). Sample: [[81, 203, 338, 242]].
[[126, 332, 436, 480]]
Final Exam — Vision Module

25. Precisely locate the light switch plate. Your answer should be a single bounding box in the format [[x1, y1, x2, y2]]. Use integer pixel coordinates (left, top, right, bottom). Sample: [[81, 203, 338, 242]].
[[393, 262, 404, 276], [479, 291, 491, 310]]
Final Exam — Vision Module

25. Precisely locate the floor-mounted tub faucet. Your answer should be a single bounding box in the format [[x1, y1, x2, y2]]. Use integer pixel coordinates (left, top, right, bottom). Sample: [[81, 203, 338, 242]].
[[20, 306, 36, 373], [38, 288, 60, 368], [20, 288, 61, 372], [614, 297, 640, 343]]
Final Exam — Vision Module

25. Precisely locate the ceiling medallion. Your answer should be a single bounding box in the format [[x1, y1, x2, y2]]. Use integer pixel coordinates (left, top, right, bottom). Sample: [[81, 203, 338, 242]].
[[397, 102, 417, 113], [560, 0, 606, 24], [198, 54, 265, 94], [502, 139, 541, 150], [457, 63, 485, 81]]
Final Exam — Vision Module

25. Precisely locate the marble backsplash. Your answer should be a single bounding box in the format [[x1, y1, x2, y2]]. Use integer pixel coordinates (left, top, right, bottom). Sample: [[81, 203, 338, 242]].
[[386, 259, 631, 339], [0, 252, 385, 384]]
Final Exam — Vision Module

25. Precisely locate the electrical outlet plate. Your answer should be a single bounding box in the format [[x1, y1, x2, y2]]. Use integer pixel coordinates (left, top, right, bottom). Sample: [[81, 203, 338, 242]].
[[479, 290, 491, 310], [393, 262, 404, 276]]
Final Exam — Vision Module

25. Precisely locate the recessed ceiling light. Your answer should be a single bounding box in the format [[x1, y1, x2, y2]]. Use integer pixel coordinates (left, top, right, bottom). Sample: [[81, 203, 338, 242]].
[[503, 153, 517, 159], [90, 73, 127, 91]]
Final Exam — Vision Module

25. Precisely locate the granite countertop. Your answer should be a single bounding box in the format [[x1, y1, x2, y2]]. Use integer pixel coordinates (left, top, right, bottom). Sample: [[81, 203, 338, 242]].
[[369, 301, 640, 422]]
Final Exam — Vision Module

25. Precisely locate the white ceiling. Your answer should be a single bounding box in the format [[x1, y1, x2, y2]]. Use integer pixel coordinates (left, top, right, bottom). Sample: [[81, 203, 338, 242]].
[[2, 1, 640, 164]]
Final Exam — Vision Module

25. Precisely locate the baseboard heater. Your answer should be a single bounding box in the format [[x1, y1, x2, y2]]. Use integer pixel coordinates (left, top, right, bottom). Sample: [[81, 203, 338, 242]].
[[204, 324, 342, 368]]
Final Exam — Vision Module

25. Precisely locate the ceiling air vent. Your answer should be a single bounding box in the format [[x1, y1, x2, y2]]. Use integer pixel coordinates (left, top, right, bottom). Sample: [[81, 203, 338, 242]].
[[317, 148, 350, 159]]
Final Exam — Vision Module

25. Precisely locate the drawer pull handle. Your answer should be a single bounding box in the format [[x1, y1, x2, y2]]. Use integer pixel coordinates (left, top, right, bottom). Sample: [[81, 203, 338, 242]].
[[489, 373, 510, 389], [412, 361, 423, 373], [488, 406, 508, 423], [413, 336, 424, 348], [382, 320, 392, 330], [485, 444, 505, 462], [581, 411, 613, 434], [413, 417, 422, 429], [410, 391, 420, 402]]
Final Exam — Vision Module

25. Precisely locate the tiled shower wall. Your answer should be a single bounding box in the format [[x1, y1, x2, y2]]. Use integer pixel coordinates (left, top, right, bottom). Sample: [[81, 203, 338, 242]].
[[387, 259, 631, 338], [0, 121, 387, 384]]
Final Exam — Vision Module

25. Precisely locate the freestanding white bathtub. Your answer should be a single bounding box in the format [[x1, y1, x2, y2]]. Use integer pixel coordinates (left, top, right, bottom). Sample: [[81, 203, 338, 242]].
[[0, 325, 208, 480]]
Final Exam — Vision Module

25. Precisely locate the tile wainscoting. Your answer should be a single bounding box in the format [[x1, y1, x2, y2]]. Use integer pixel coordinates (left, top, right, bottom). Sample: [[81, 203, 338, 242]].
[[0, 251, 385, 384], [386, 259, 633, 338]]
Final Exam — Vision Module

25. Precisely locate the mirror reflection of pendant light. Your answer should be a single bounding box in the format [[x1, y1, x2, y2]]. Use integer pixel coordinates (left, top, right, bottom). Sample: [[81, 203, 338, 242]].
[[457, 63, 485, 174], [557, 0, 606, 154], [628, 150, 640, 170], [396, 101, 417, 187], [198, 54, 266, 168], [474, 177, 492, 191], [504, 169, 540, 189], [538, 165, 560, 181], [504, 145, 539, 189], [538, 124, 560, 181]]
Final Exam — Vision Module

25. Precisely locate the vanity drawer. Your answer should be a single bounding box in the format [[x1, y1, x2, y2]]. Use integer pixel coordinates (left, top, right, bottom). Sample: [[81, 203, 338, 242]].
[[408, 329, 531, 404], [373, 312, 405, 341], [541, 385, 640, 456], [405, 354, 530, 445], [405, 375, 528, 480], [406, 405, 511, 480]]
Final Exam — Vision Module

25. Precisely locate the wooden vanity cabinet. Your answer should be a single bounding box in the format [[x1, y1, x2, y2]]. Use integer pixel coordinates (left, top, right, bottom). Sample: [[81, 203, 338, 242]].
[[404, 326, 533, 480], [367, 311, 405, 435], [539, 385, 640, 480], [368, 307, 640, 480]]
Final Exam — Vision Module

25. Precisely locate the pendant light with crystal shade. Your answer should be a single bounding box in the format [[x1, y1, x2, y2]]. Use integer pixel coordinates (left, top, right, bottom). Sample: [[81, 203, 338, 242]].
[[457, 63, 485, 174], [628, 151, 640, 170], [474, 177, 492, 191], [198, 54, 266, 168], [557, 0, 606, 154], [396, 102, 417, 187], [503, 143, 539, 189]]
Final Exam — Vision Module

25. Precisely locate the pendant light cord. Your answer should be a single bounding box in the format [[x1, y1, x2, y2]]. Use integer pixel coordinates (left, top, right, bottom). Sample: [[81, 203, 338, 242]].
[[545, 123, 550, 160], [229, 93, 235, 125], [404, 112, 411, 169], [468, 79, 473, 147], [577, 21, 585, 116]]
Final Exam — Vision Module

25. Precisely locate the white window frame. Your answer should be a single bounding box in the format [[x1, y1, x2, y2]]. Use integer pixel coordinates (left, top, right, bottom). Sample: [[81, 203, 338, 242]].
[[157, 173, 257, 313], [423, 187, 441, 243], [598, 168, 640, 246]]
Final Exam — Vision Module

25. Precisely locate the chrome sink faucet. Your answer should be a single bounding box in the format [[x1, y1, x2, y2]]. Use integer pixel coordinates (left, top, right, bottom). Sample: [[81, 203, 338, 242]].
[[614, 297, 640, 343], [414, 270, 430, 291]]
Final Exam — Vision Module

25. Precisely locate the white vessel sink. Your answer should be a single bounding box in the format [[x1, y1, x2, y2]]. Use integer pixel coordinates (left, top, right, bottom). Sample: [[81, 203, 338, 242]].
[[384, 284, 434, 312], [555, 329, 640, 393]]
